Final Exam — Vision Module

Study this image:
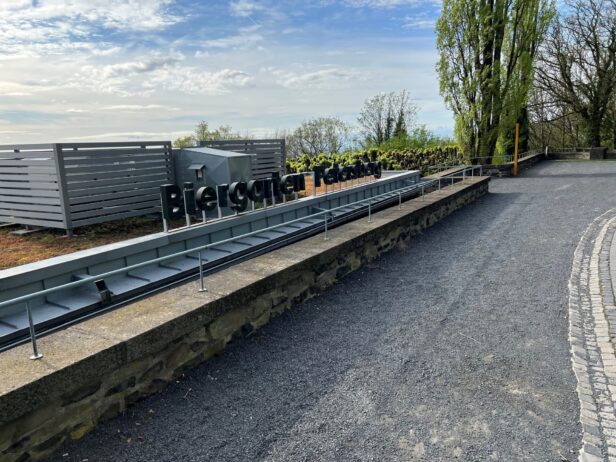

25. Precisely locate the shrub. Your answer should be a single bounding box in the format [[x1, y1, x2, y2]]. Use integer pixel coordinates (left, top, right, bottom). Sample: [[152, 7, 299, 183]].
[[286, 146, 463, 175]]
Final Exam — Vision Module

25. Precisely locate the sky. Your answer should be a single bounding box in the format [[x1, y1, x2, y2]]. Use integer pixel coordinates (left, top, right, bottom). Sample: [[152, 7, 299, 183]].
[[0, 0, 451, 144]]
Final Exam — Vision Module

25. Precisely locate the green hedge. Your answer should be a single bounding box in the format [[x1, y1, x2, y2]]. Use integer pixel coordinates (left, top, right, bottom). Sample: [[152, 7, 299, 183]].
[[286, 146, 463, 175]]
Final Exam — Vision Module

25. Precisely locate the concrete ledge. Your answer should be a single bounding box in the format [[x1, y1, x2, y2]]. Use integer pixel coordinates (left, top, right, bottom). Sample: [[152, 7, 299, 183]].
[[0, 176, 490, 462]]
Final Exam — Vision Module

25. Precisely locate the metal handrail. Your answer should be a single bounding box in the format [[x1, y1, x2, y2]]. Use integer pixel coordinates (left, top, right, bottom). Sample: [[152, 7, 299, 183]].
[[5, 165, 482, 359]]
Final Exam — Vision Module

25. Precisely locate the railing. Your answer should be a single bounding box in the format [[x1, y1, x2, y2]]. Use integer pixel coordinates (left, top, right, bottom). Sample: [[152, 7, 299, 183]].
[[2, 165, 483, 360], [426, 163, 467, 174], [428, 151, 544, 174]]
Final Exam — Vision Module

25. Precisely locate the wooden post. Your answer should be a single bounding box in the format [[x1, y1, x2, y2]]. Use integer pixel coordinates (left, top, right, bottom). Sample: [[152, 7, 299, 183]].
[[513, 123, 520, 177]]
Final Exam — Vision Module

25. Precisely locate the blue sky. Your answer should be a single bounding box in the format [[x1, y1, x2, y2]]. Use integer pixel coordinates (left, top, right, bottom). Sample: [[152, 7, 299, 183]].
[[0, 0, 450, 143]]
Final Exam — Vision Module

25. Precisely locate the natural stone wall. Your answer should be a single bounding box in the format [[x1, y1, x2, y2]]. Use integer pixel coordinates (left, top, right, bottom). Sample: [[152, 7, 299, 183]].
[[0, 177, 489, 462], [548, 151, 590, 160]]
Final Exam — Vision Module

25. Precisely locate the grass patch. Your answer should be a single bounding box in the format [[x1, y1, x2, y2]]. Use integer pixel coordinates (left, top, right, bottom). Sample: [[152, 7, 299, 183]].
[[0, 216, 172, 270]]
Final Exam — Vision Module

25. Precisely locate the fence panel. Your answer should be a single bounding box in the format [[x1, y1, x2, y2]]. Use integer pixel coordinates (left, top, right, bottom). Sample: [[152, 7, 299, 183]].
[[200, 139, 286, 179], [59, 141, 173, 230], [0, 144, 66, 228]]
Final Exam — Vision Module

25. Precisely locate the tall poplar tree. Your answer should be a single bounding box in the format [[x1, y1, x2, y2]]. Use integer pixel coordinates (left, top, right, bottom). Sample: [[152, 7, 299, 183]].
[[436, 0, 554, 162]]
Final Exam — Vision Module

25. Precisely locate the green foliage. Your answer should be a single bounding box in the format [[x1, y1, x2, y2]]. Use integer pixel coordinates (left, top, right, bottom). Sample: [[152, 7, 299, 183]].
[[376, 126, 453, 151], [172, 135, 195, 148], [194, 120, 243, 142], [358, 90, 418, 147], [286, 117, 352, 159], [173, 120, 245, 148], [436, 0, 554, 161], [286, 146, 463, 175]]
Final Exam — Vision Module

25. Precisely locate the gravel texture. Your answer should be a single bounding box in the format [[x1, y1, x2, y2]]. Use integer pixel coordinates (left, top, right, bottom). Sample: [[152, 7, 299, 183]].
[[47, 161, 616, 462]]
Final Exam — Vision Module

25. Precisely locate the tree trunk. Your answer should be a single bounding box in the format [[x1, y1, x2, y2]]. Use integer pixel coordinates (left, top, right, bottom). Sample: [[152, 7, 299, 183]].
[[588, 115, 603, 147]]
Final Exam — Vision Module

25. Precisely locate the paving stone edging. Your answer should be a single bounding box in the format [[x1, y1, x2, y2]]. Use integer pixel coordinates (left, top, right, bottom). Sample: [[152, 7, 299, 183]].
[[569, 209, 616, 461]]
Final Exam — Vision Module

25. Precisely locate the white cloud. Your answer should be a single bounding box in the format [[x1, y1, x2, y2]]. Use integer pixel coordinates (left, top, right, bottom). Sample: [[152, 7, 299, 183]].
[[270, 67, 363, 89], [403, 16, 436, 29], [147, 68, 254, 95], [94, 55, 184, 79], [101, 104, 174, 111], [65, 130, 190, 141], [0, 80, 56, 95], [0, 0, 179, 32], [68, 53, 184, 96], [229, 0, 265, 17], [0, 0, 180, 59], [201, 26, 264, 50]]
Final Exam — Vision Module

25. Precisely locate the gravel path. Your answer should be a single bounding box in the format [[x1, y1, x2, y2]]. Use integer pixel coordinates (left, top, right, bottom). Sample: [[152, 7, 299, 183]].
[[48, 161, 616, 462]]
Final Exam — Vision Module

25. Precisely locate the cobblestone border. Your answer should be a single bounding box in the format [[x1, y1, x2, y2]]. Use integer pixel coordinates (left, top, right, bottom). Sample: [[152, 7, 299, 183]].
[[569, 209, 616, 462]]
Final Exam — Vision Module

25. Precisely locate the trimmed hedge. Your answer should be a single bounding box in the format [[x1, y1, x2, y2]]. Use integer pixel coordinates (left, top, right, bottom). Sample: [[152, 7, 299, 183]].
[[286, 146, 463, 175]]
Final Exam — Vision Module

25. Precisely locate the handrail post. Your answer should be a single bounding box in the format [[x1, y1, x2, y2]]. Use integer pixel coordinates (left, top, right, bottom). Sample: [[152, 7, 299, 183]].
[[398, 192, 402, 209], [26, 301, 42, 360], [421, 185, 425, 201], [198, 252, 207, 292], [312, 172, 317, 197], [324, 214, 329, 240], [368, 201, 372, 223]]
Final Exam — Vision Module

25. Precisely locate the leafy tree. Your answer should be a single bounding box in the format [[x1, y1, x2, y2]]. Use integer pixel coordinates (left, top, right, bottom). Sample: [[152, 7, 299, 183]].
[[535, 0, 616, 147], [379, 126, 452, 151], [193, 121, 243, 142], [286, 117, 352, 159], [436, 0, 554, 162], [173, 135, 195, 148], [357, 90, 417, 147], [173, 120, 244, 148]]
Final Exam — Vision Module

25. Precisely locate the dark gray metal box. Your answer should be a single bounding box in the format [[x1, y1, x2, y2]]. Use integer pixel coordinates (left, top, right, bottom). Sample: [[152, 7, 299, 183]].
[[173, 147, 253, 188]]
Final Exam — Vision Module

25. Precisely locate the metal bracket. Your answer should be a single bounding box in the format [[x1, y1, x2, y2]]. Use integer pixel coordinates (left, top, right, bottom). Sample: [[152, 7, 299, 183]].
[[94, 279, 114, 304]]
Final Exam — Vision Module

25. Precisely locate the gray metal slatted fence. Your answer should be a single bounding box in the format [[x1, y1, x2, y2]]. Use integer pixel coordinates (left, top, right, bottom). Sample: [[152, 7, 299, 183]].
[[0, 141, 173, 232], [0, 144, 65, 229], [200, 139, 286, 179]]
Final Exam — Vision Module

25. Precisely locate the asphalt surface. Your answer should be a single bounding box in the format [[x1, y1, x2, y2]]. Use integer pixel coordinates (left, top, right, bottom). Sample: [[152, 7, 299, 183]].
[[48, 161, 616, 462]]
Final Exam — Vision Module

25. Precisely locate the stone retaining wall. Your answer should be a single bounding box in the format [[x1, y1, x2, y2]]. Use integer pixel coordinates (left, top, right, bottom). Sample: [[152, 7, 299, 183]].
[[0, 177, 489, 462]]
